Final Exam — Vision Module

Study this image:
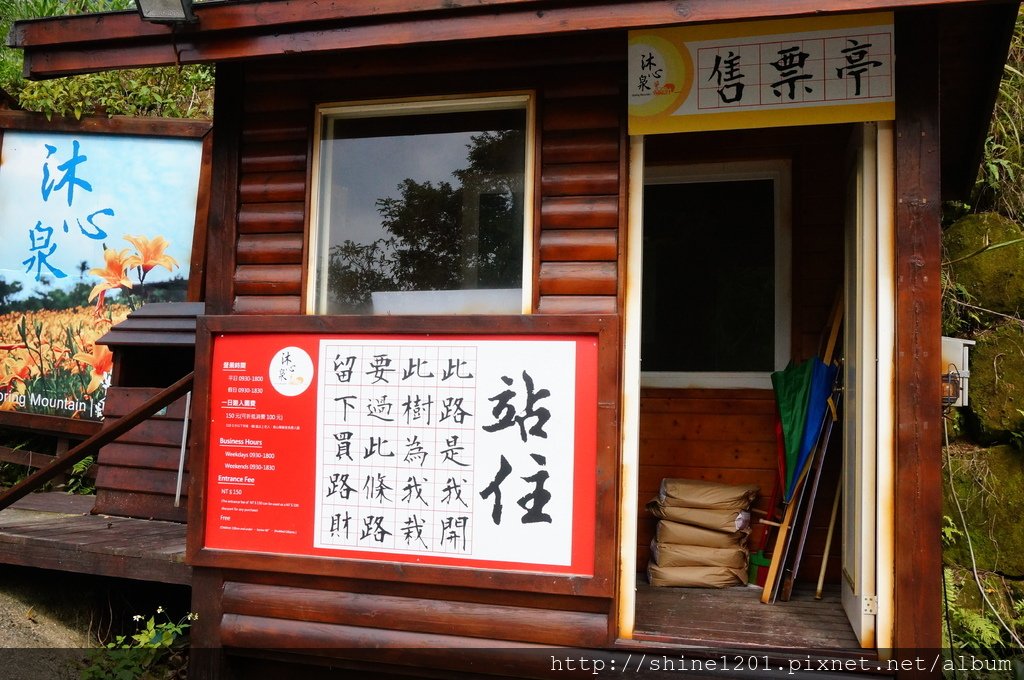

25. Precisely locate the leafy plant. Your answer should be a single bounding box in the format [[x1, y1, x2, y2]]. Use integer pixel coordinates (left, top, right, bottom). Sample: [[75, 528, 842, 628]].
[[943, 566, 1024, 679], [1, 0, 214, 120], [942, 514, 965, 547], [81, 607, 195, 680], [66, 454, 95, 494], [974, 11, 1024, 221], [17, 65, 214, 120]]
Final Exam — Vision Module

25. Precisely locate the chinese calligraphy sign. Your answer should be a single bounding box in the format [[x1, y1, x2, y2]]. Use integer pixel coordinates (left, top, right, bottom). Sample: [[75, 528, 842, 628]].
[[203, 331, 599, 576], [628, 13, 894, 135]]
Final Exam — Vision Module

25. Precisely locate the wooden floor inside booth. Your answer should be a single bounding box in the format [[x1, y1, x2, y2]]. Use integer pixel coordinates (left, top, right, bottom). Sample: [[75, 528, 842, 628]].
[[635, 387, 850, 649], [633, 580, 860, 652]]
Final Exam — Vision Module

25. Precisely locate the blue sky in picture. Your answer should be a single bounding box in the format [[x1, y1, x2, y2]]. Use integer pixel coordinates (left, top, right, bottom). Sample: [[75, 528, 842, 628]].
[[0, 130, 202, 300]]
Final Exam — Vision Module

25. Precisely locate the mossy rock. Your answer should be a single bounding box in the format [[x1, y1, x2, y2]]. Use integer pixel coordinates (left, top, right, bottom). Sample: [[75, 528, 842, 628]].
[[943, 444, 1024, 576], [944, 212, 1024, 316], [966, 322, 1024, 444]]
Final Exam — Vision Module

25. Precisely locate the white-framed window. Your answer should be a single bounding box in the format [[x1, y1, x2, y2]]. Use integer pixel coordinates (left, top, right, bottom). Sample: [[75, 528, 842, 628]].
[[640, 159, 791, 389], [307, 94, 535, 315]]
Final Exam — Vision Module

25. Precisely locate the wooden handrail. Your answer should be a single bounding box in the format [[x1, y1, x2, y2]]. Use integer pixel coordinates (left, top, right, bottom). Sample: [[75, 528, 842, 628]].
[[0, 372, 195, 512]]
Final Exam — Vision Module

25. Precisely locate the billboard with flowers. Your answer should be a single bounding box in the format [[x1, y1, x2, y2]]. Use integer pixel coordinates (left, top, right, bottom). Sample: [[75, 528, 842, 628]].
[[0, 130, 202, 421]]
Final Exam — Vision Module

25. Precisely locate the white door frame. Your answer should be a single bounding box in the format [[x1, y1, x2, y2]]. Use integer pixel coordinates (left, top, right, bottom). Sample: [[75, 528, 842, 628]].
[[616, 127, 895, 650], [841, 121, 896, 651], [617, 136, 644, 639]]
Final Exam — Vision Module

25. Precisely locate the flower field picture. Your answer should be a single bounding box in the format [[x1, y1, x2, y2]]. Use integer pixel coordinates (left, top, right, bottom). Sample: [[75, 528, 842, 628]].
[[0, 130, 202, 420]]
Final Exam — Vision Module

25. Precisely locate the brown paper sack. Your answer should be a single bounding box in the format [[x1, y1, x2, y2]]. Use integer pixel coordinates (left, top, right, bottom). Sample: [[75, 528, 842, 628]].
[[650, 541, 749, 569], [647, 563, 748, 588], [646, 499, 751, 533], [659, 478, 759, 510], [656, 520, 748, 548]]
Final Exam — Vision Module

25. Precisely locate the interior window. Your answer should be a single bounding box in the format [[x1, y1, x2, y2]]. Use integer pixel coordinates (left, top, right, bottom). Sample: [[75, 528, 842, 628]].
[[309, 95, 532, 315], [641, 161, 791, 388]]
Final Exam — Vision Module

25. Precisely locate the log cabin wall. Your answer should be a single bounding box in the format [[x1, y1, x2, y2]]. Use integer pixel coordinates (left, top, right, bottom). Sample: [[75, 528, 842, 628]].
[[93, 389, 191, 522], [636, 125, 849, 581], [227, 34, 625, 317], [193, 34, 628, 655], [199, 31, 848, 657]]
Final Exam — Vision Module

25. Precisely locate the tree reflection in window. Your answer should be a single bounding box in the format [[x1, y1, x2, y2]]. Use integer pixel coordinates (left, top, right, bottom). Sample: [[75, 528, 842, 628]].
[[319, 114, 526, 314]]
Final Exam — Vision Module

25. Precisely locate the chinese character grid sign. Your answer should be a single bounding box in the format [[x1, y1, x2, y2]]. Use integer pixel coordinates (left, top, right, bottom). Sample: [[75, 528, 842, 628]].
[[205, 333, 598, 575], [629, 13, 894, 135]]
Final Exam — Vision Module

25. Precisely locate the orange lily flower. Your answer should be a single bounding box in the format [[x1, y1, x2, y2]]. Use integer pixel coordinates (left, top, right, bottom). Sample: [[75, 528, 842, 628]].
[[0, 355, 34, 390], [124, 235, 178, 275], [74, 343, 114, 394], [88, 248, 133, 303]]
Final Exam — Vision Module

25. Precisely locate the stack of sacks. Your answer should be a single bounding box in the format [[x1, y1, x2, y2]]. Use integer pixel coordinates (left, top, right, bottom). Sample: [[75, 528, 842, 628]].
[[646, 478, 759, 588]]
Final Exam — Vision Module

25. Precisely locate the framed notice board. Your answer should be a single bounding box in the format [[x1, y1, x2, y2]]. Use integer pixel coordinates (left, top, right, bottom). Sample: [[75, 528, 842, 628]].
[[188, 315, 619, 596], [0, 113, 210, 432]]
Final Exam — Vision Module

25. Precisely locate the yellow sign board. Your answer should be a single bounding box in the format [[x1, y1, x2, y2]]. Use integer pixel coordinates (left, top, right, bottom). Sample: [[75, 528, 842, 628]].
[[628, 13, 895, 135]]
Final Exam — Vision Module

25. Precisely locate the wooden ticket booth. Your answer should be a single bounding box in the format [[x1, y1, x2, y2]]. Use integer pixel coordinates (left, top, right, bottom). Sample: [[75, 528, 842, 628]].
[[10, 1, 1018, 677]]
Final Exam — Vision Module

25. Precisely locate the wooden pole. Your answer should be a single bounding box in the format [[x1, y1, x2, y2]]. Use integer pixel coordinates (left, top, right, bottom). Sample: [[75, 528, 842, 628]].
[[816, 480, 842, 599]]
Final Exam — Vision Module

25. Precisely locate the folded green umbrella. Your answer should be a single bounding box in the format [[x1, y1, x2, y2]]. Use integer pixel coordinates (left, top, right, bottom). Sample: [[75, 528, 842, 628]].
[[771, 358, 815, 503]]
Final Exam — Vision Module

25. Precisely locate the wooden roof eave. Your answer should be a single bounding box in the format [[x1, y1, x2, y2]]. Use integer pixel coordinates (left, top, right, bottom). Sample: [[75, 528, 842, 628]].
[[10, 0, 1013, 80]]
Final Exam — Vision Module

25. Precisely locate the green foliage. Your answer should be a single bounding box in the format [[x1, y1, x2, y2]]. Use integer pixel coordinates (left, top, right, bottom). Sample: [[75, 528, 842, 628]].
[[17, 65, 214, 120], [1, 0, 213, 120], [941, 265, 981, 336], [975, 11, 1024, 221], [1, 0, 134, 96], [943, 514, 965, 547], [66, 454, 95, 494], [943, 566, 1024, 679], [81, 608, 194, 680], [0, 427, 63, 489]]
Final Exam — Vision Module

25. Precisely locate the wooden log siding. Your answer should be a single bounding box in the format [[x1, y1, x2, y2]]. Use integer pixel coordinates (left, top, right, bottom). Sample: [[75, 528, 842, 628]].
[[229, 44, 624, 316], [536, 81, 622, 314], [93, 387, 191, 522], [220, 581, 609, 647]]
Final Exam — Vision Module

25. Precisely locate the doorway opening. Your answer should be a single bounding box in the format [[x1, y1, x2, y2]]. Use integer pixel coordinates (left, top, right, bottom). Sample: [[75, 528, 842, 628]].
[[624, 123, 886, 652]]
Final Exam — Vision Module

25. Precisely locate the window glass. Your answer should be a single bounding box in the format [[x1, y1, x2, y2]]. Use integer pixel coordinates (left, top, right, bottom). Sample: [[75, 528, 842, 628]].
[[311, 98, 529, 314], [641, 161, 790, 388]]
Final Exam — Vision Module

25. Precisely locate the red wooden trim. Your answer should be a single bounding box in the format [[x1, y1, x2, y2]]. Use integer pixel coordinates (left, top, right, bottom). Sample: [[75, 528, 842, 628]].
[[531, 88, 545, 313], [16, 0, 1005, 79], [11, 0, 555, 47], [0, 110, 209, 137], [893, 11, 943, 654], [616, 101, 628, 322], [299, 93, 315, 315], [187, 314, 620, 601]]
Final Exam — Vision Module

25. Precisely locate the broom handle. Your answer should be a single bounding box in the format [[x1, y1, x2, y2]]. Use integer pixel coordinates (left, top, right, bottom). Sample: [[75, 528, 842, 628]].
[[815, 480, 842, 599]]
